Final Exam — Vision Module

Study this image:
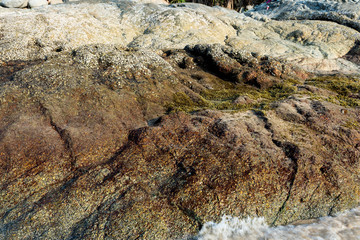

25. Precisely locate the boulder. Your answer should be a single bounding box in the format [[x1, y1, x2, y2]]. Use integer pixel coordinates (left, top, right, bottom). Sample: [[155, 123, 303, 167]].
[[0, 0, 360, 239], [1, 0, 28, 7], [48, 0, 62, 4], [0, 43, 360, 239], [0, 1, 359, 74], [28, 0, 48, 7]]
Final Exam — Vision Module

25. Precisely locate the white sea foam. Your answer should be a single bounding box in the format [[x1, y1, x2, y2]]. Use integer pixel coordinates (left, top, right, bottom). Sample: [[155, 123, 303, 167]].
[[193, 207, 360, 240]]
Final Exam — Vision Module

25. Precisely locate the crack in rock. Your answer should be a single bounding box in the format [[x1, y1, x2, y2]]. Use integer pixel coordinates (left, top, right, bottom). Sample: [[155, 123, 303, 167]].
[[271, 140, 300, 226], [253, 110, 300, 226], [171, 202, 203, 231], [38, 102, 77, 167]]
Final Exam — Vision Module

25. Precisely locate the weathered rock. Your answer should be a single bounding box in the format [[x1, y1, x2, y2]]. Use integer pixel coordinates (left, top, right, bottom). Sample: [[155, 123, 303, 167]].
[[242, 0, 360, 72], [48, 0, 62, 4], [0, 0, 359, 74], [0, 0, 360, 239], [249, 0, 360, 31], [0, 2, 239, 60], [344, 41, 360, 66], [0, 0, 28, 7], [28, 0, 48, 7], [0, 42, 360, 239]]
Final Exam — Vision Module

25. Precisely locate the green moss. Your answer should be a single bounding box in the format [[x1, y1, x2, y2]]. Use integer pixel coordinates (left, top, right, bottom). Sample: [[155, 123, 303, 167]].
[[201, 89, 240, 101], [325, 95, 360, 107], [165, 92, 210, 113], [166, 78, 300, 113], [165, 73, 360, 114], [313, 76, 360, 95], [201, 84, 262, 101], [306, 76, 360, 107], [342, 119, 360, 130], [285, 78, 302, 85], [268, 83, 297, 100]]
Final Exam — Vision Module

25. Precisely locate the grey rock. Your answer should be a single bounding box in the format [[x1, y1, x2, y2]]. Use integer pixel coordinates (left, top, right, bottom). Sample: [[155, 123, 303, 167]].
[[28, 0, 48, 7], [248, 0, 360, 30], [0, 1, 359, 74], [1, 0, 28, 7]]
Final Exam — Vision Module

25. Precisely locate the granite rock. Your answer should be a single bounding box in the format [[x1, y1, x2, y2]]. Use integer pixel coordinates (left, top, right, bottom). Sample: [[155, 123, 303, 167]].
[[1, 0, 28, 7], [28, 0, 48, 7], [0, 0, 360, 239], [0, 0, 359, 73], [0, 44, 360, 239]]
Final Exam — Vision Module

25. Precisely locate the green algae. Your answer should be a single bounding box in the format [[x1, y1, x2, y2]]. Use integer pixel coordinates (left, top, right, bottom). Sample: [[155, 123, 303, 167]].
[[306, 76, 360, 96], [165, 92, 210, 112], [166, 75, 360, 113], [306, 75, 360, 107], [166, 79, 298, 113], [342, 119, 360, 130]]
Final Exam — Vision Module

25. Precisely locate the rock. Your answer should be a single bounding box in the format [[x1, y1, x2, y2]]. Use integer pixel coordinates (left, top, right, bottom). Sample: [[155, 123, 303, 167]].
[[0, 2, 238, 60], [0, 43, 360, 239], [1, 0, 28, 7], [0, 1, 358, 74], [242, 0, 360, 73], [233, 95, 254, 104], [28, 0, 48, 7], [343, 42, 360, 66], [249, 0, 360, 32], [48, 0, 62, 4], [1, 0, 360, 239]]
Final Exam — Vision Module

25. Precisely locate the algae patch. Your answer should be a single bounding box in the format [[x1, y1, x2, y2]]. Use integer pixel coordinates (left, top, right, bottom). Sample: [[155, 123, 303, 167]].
[[342, 119, 360, 130], [165, 92, 209, 112], [306, 75, 360, 107], [166, 79, 298, 113], [166, 74, 360, 113]]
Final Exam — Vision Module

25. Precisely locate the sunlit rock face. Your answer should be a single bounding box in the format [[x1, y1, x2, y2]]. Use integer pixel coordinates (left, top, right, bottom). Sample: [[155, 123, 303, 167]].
[[0, 1, 360, 239], [0, 0, 359, 73]]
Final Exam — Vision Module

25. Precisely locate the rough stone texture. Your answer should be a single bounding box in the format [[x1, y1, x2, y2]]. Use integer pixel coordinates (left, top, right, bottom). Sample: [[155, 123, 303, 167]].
[[344, 41, 360, 66], [48, 0, 62, 4], [0, 2, 239, 60], [0, 0, 360, 239], [0, 43, 360, 239], [0, 0, 359, 73], [28, 0, 48, 8], [245, 0, 360, 73], [0, 0, 28, 7]]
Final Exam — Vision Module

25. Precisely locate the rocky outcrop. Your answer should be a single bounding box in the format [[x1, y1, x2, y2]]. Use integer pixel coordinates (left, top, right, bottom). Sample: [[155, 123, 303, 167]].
[[0, 42, 360, 239], [0, 0, 360, 239], [0, 0, 359, 74]]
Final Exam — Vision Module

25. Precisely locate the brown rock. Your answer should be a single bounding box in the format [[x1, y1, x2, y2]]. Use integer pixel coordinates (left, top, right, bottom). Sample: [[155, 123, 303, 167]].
[[1, 44, 360, 239]]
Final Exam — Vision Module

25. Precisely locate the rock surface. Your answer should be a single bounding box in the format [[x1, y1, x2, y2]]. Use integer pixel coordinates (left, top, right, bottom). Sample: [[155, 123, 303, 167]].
[[0, 0, 360, 239], [0, 43, 360, 239], [0, 0, 28, 7], [28, 0, 48, 7], [0, 0, 359, 73]]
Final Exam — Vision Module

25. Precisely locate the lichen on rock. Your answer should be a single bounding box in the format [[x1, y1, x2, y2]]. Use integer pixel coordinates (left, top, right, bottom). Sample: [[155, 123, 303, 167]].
[[0, 0, 360, 239]]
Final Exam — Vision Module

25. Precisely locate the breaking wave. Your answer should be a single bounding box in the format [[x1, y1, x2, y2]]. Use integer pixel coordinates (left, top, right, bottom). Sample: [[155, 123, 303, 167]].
[[191, 207, 360, 240]]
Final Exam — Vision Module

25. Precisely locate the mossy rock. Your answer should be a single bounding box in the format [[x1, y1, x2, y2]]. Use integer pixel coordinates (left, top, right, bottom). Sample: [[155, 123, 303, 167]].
[[166, 79, 299, 113], [306, 75, 360, 107]]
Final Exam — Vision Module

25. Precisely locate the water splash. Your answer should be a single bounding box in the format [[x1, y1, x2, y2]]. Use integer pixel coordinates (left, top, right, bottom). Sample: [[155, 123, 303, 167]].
[[197, 216, 268, 240], [193, 207, 360, 240]]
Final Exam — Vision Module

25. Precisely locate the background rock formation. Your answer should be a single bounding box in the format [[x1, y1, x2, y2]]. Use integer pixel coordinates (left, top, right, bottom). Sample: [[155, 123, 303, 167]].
[[0, 0, 360, 239], [1, 0, 359, 74]]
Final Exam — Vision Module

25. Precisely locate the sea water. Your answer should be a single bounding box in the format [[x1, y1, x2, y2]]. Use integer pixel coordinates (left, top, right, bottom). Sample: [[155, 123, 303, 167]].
[[190, 207, 360, 240]]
